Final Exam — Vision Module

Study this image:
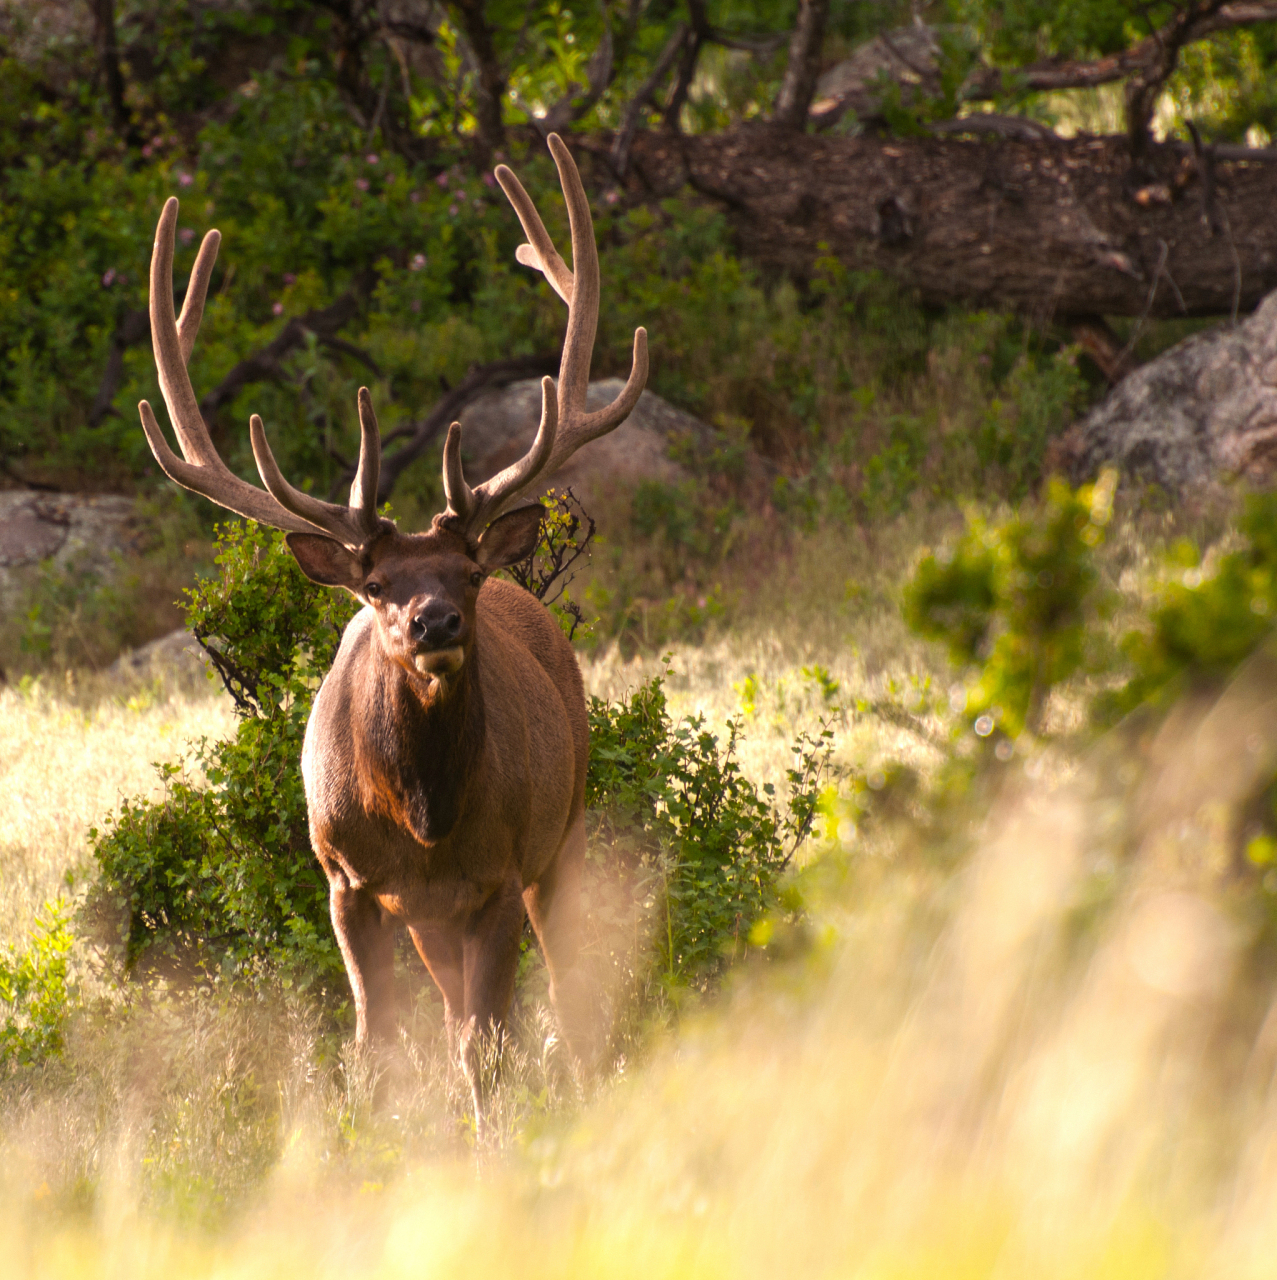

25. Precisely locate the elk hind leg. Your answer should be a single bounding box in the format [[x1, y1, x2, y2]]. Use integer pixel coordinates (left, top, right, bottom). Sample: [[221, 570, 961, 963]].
[[524, 815, 597, 1069]]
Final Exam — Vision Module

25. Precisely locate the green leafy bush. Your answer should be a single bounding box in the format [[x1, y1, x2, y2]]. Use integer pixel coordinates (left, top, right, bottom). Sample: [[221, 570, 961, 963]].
[[587, 671, 831, 986], [87, 522, 356, 990], [0, 900, 74, 1071], [1100, 491, 1277, 722], [903, 472, 1116, 741]]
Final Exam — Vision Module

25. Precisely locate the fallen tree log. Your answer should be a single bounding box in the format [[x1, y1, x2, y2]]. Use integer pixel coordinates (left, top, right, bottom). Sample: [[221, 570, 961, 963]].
[[617, 126, 1277, 320]]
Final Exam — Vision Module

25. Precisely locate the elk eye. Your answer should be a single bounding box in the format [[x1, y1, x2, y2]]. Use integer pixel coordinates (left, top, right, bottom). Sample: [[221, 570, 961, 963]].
[[365, 581, 382, 599], [470, 571, 483, 587]]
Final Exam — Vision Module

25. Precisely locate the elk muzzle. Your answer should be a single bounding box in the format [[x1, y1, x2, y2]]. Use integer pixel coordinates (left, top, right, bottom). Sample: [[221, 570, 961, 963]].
[[408, 598, 467, 675]]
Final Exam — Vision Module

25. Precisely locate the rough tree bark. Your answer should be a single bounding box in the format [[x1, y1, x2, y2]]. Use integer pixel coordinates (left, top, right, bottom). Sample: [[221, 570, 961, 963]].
[[616, 126, 1277, 320]]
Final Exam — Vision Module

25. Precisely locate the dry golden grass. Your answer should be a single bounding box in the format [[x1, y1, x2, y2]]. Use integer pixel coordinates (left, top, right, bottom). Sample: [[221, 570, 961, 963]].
[[4, 687, 1277, 1278], [0, 671, 235, 950], [3, 515, 1277, 1278]]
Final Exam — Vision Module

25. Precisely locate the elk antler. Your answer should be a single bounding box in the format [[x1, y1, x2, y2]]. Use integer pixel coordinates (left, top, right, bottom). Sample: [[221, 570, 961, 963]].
[[138, 197, 385, 550], [441, 133, 649, 536]]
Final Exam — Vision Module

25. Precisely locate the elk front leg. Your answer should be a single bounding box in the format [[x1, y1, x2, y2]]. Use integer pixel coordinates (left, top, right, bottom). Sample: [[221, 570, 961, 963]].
[[407, 922, 465, 1055], [459, 875, 526, 1119], [329, 876, 397, 1045]]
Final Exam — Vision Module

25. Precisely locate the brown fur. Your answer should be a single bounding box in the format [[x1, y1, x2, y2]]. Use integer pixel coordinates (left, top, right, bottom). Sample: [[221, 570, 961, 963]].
[[138, 141, 647, 1119], [296, 522, 591, 1108]]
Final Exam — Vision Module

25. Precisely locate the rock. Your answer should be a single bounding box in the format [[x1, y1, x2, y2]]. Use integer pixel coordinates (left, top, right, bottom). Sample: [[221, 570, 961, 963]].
[[107, 627, 213, 683], [0, 490, 144, 609], [1059, 293, 1277, 493], [809, 26, 944, 127], [456, 379, 720, 501]]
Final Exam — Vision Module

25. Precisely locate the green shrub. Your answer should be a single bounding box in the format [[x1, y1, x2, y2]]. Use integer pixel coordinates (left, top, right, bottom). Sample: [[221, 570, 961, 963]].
[[87, 522, 356, 991], [903, 472, 1116, 741], [587, 671, 831, 986], [0, 900, 74, 1071], [1100, 491, 1277, 722]]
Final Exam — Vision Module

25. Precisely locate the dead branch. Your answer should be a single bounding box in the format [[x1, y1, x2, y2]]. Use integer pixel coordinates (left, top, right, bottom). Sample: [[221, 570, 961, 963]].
[[199, 272, 376, 422], [611, 22, 688, 176], [774, 0, 831, 129], [346, 353, 560, 503]]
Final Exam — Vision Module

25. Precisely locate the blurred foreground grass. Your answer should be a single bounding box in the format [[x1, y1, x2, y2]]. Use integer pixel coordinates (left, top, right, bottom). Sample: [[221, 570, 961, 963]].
[[4, 511, 1277, 1278]]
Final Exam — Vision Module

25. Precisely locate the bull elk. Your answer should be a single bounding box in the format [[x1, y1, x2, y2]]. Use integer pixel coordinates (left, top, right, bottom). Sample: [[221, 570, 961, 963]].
[[138, 135, 648, 1112]]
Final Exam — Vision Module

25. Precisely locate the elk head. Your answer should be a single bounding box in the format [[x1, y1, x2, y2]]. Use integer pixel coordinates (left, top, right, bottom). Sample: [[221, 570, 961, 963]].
[[139, 135, 647, 687]]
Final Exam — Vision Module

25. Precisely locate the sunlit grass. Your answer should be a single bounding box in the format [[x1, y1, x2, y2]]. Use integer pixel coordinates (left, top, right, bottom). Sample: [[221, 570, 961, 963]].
[[0, 670, 235, 950], [3, 511, 1276, 1277]]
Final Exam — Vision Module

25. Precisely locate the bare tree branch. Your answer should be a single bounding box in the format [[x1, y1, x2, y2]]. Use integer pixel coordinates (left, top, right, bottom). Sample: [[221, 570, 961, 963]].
[[965, 1, 1277, 100], [346, 354, 560, 503], [662, 23, 704, 132], [1124, 1, 1228, 158], [1070, 315, 1135, 383], [199, 273, 376, 422], [611, 22, 688, 175], [774, 0, 830, 129]]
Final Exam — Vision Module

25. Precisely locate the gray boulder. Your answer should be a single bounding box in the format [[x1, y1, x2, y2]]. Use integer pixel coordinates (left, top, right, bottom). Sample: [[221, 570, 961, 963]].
[[0, 490, 143, 609], [1060, 294, 1277, 493], [455, 378, 720, 500], [107, 627, 213, 684]]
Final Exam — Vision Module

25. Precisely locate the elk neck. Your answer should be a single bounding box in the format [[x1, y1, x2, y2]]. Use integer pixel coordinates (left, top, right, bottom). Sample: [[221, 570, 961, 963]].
[[354, 629, 488, 844]]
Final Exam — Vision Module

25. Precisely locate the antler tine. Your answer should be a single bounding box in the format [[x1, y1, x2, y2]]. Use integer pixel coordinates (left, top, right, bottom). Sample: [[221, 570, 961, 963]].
[[249, 388, 384, 547], [141, 198, 384, 549], [446, 134, 648, 535], [442, 378, 559, 532], [177, 227, 221, 365], [142, 198, 318, 534]]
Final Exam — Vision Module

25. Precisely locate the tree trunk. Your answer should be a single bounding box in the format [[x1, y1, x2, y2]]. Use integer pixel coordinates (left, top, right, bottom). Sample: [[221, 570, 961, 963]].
[[92, 0, 133, 143], [773, 0, 830, 129], [448, 0, 506, 159], [620, 125, 1277, 320]]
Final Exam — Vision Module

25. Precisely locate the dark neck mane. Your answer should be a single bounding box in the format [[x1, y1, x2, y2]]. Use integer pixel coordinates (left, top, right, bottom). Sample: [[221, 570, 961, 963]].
[[357, 644, 486, 843]]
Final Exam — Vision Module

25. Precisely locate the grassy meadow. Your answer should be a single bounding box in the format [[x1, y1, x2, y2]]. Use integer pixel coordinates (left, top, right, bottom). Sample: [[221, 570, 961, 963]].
[[9, 4, 1277, 1273], [3, 500, 1277, 1279]]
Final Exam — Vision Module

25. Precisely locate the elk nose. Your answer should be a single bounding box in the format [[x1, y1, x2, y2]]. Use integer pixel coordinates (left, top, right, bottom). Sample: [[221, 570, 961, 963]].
[[410, 601, 462, 648]]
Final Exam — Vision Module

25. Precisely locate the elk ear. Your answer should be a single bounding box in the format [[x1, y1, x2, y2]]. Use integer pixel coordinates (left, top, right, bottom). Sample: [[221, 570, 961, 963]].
[[286, 533, 365, 592], [475, 504, 545, 571]]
